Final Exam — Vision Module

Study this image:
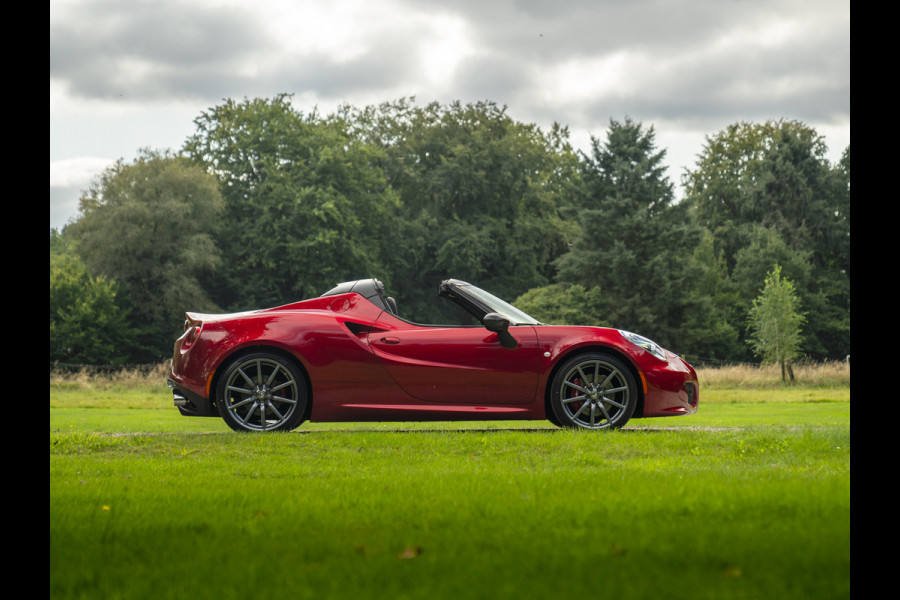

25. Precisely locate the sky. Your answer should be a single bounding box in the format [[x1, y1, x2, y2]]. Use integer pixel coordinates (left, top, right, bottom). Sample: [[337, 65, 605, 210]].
[[50, 0, 850, 231]]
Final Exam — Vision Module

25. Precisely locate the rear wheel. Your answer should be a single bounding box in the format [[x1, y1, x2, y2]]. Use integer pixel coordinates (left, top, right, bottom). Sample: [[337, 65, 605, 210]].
[[216, 352, 308, 432], [550, 353, 637, 430]]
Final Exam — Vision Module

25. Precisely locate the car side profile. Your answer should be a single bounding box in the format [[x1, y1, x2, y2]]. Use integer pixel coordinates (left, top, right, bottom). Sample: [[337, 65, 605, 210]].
[[167, 278, 698, 432]]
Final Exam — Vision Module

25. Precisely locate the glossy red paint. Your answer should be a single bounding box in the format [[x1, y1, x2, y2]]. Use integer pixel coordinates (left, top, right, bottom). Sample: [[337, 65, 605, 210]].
[[530, 325, 699, 418], [167, 278, 699, 430], [368, 311, 541, 405]]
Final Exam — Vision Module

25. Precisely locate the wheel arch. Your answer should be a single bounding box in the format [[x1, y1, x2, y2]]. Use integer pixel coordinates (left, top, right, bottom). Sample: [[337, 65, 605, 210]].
[[544, 345, 646, 420], [210, 344, 314, 422]]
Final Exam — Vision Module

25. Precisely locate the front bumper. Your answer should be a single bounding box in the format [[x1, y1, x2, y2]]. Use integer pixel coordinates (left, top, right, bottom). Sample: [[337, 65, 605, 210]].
[[638, 354, 699, 418]]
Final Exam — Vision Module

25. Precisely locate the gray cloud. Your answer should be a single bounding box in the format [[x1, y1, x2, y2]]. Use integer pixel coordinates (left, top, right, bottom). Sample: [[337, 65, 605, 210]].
[[50, 186, 85, 230], [50, 0, 849, 125], [50, 0, 849, 229], [278, 47, 422, 100], [441, 0, 848, 128], [50, 0, 271, 101]]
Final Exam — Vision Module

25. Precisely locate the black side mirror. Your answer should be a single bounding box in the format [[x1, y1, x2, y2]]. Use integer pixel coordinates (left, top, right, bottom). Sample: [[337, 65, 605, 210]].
[[482, 312, 518, 348]]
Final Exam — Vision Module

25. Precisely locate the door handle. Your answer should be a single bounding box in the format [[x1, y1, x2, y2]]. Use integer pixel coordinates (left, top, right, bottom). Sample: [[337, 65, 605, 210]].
[[380, 336, 401, 344]]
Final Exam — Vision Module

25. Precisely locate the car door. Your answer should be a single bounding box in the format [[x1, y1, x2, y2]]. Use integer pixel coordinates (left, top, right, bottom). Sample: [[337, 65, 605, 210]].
[[367, 317, 541, 405]]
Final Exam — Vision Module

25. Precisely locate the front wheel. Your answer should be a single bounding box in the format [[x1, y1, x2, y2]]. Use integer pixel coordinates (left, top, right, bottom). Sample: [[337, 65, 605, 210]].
[[216, 352, 308, 432], [549, 353, 637, 430]]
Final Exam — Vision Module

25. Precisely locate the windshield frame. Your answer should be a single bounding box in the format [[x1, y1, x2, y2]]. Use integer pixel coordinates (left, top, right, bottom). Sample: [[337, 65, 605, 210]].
[[452, 282, 540, 326]]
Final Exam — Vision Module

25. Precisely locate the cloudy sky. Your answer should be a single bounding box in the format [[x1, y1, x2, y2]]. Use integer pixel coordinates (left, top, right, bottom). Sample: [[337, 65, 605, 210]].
[[50, 0, 850, 231]]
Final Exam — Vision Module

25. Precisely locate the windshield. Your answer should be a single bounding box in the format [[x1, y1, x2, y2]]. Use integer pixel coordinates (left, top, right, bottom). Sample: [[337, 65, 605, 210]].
[[460, 284, 540, 325]]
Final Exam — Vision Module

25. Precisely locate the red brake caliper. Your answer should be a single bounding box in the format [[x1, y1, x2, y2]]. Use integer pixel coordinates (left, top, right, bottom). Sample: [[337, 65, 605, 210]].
[[569, 377, 583, 413]]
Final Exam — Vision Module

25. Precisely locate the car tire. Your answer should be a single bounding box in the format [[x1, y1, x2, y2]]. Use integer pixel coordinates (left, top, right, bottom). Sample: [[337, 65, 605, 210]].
[[216, 352, 309, 432], [545, 401, 563, 427], [549, 353, 637, 430]]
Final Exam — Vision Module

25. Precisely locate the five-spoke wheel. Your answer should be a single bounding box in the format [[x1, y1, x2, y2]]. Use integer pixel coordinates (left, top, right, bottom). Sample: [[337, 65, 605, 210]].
[[216, 353, 308, 432], [550, 353, 637, 430]]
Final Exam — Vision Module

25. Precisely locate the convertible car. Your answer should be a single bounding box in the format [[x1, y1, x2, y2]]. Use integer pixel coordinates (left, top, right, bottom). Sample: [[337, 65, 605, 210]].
[[168, 278, 698, 432]]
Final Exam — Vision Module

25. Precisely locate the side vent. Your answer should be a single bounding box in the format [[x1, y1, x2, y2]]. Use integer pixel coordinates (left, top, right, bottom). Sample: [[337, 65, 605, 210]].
[[344, 321, 372, 336]]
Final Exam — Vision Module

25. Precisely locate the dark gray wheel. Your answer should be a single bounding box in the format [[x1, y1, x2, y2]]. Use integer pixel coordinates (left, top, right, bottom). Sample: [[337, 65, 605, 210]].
[[550, 353, 637, 430], [216, 352, 308, 432]]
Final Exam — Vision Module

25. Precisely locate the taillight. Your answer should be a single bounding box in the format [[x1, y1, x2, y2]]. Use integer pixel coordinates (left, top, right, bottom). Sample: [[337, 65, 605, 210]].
[[182, 323, 202, 349]]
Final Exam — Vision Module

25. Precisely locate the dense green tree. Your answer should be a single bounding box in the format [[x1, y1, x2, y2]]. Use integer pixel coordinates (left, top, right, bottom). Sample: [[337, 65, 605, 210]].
[[729, 226, 814, 360], [684, 121, 821, 263], [552, 118, 703, 354], [747, 265, 806, 381], [50, 231, 136, 364], [185, 95, 400, 310], [53, 97, 849, 366], [832, 145, 850, 278], [64, 150, 224, 360], [683, 121, 849, 359], [810, 144, 851, 359], [512, 283, 606, 327], [344, 99, 577, 323], [682, 121, 849, 273], [732, 227, 812, 302], [679, 230, 744, 362]]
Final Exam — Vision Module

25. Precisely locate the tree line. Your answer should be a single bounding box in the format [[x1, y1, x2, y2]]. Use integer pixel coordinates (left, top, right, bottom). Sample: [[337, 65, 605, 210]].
[[50, 95, 849, 367]]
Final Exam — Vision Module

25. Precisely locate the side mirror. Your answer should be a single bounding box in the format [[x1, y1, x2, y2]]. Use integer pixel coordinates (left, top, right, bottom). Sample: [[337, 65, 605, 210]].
[[483, 312, 518, 348]]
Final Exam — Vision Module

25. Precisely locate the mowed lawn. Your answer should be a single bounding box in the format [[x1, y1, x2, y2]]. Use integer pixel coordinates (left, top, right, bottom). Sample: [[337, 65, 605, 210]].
[[50, 364, 850, 599]]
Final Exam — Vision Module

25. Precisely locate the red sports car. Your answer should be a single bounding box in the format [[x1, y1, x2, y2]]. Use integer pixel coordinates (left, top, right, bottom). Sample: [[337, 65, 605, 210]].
[[168, 278, 698, 432]]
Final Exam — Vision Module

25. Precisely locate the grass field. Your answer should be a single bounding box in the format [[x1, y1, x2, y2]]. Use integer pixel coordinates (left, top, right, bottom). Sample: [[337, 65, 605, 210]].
[[50, 362, 850, 599]]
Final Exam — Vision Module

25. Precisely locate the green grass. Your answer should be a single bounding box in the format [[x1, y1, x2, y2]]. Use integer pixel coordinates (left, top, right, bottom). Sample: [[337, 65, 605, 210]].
[[50, 369, 850, 599]]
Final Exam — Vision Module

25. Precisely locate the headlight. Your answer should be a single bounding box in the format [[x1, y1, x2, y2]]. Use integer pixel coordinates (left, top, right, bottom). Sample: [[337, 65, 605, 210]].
[[620, 330, 666, 361]]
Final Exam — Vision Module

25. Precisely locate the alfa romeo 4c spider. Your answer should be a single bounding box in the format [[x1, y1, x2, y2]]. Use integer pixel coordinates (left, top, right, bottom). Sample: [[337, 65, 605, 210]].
[[168, 278, 698, 432]]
